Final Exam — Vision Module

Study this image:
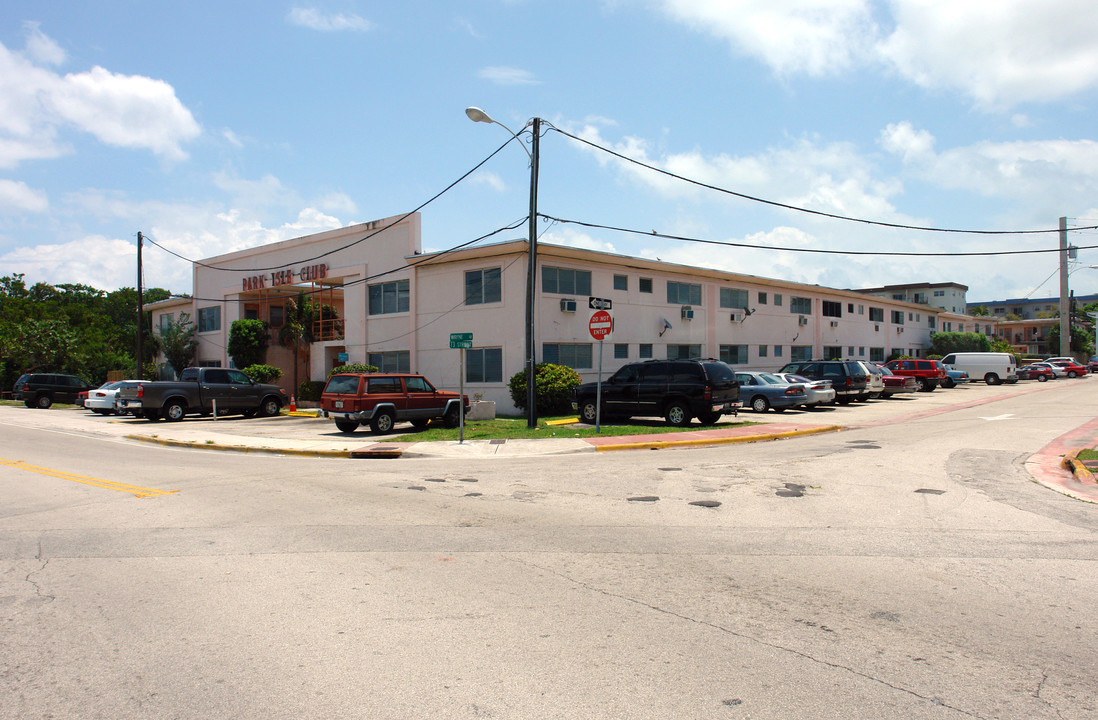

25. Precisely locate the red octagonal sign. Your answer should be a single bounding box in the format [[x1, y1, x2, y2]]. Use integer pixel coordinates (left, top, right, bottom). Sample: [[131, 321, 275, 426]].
[[589, 310, 613, 340]]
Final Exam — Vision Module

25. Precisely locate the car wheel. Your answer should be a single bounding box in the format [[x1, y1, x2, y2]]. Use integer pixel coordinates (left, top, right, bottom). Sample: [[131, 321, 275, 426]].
[[664, 402, 691, 427], [36, 395, 52, 409], [1038, 374, 1048, 382], [371, 409, 396, 434], [335, 418, 359, 433], [697, 411, 721, 425], [1069, 370, 1079, 378], [442, 405, 461, 428], [580, 401, 599, 423], [751, 395, 770, 413], [985, 373, 1001, 385], [942, 378, 955, 388], [164, 401, 186, 422], [917, 379, 934, 392]]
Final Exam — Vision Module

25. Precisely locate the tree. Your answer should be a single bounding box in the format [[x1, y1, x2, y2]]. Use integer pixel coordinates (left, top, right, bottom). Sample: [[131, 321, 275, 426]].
[[969, 305, 990, 316], [508, 363, 582, 415], [279, 291, 317, 394], [228, 319, 270, 369], [151, 313, 198, 379], [929, 331, 991, 356], [1046, 322, 1093, 356]]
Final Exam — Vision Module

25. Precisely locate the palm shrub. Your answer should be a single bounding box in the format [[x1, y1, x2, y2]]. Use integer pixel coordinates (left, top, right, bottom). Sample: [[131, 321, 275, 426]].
[[242, 364, 282, 384], [508, 362, 582, 415]]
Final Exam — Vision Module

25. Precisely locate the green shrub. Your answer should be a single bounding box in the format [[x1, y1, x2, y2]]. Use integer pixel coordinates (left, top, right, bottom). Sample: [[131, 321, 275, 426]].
[[328, 363, 378, 377], [228, 319, 270, 369], [298, 380, 325, 401], [508, 362, 582, 415], [241, 364, 282, 384]]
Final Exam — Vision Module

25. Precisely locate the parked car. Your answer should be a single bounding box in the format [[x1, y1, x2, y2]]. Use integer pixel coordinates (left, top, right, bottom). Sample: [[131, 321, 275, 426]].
[[773, 373, 835, 407], [117, 367, 287, 421], [11, 373, 94, 408], [939, 352, 1018, 385], [322, 372, 469, 434], [940, 363, 969, 388], [876, 364, 918, 397], [1049, 360, 1087, 378], [573, 359, 740, 426], [734, 371, 808, 413], [1088, 355, 1098, 373], [1029, 361, 1064, 378], [85, 381, 127, 415], [1016, 364, 1055, 382], [777, 360, 868, 404], [854, 360, 885, 400], [884, 358, 947, 392]]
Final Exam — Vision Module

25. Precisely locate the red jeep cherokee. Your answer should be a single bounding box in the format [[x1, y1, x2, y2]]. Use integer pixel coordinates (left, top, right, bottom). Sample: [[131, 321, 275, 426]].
[[884, 358, 947, 392], [321, 373, 469, 434]]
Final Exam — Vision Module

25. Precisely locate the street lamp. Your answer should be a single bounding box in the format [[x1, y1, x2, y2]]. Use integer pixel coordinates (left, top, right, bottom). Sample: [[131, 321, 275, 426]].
[[466, 107, 541, 428]]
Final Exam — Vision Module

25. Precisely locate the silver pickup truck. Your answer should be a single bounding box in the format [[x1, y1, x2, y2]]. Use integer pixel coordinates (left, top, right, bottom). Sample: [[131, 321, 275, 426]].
[[117, 367, 287, 421]]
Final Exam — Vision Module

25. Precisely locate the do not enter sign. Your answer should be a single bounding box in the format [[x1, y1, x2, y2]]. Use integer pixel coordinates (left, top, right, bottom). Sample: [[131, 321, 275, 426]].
[[589, 310, 613, 340]]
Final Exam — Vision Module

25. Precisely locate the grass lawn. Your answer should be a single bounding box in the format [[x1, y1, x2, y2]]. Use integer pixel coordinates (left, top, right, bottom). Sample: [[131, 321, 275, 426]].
[[376, 415, 759, 442]]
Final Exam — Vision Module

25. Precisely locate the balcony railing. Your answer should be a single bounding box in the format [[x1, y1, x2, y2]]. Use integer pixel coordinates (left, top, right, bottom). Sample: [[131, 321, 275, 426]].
[[314, 317, 344, 341]]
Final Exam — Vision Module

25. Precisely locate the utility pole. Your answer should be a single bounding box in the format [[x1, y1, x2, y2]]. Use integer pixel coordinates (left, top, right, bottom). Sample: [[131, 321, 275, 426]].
[[137, 231, 144, 380], [1059, 217, 1070, 357], [526, 118, 540, 428]]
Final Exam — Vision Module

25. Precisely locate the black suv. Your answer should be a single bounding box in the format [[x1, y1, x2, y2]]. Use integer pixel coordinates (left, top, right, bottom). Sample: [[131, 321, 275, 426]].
[[573, 359, 739, 426], [12, 373, 93, 409], [778, 360, 868, 404]]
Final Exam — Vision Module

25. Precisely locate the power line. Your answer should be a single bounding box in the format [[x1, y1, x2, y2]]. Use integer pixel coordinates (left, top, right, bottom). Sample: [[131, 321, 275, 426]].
[[538, 214, 1098, 257], [548, 125, 1098, 237]]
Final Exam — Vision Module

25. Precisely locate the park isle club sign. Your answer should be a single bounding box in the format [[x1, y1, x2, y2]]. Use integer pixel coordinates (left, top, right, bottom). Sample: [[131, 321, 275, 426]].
[[241, 263, 329, 291]]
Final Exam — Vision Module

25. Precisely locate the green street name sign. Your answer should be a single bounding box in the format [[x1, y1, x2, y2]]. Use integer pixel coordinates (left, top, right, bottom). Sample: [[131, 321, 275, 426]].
[[449, 332, 473, 349]]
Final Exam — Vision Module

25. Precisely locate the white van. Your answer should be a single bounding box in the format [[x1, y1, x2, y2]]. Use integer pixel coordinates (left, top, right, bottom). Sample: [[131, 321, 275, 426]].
[[940, 352, 1018, 385]]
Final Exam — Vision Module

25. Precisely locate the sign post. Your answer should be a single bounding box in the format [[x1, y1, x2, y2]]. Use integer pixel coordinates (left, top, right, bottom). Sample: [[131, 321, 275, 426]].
[[450, 333, 473, 443], [588, 310, 613, 432]]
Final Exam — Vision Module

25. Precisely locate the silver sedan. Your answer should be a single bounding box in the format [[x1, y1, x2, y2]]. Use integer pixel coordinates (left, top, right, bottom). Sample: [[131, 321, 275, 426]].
[[774, 372, 836, 407]]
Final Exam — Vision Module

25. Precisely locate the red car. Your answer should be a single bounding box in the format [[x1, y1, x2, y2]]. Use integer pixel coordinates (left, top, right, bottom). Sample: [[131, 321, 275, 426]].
[[884, 358, 947, 392], [1017, 364, 1055, 382], [1049, 360, 1087, 378], [876, 364, 918, 397]]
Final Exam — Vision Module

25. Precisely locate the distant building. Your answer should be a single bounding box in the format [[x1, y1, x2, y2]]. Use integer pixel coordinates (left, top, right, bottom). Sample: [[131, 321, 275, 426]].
[[854, 282, 969, 314], [966, 293, 1098, 320]]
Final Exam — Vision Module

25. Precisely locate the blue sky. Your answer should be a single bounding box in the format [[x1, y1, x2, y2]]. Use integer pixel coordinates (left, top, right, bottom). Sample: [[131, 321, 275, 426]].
[[2, 1, 1098, 304]]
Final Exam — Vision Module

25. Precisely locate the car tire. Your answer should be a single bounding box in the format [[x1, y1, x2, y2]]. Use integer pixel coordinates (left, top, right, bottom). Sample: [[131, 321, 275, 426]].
[[442, 405, 461, 429], [164, 401, 186, 422], [1038, 374, 1048, 382], [1068, 370, 1079, 378], [371, 409, 396, 434], [580, 401, 599, 423], [335, 418, 359, 433], [985, 373, 1001, 385], [942, 378, 955, 388], [664, 402, 691, 427], [917, 379, 935, 392], [36, 395, 52, 409], [697, 411, 721, 425], [259, 397, 281, 417], [751, 396, 770, 413]]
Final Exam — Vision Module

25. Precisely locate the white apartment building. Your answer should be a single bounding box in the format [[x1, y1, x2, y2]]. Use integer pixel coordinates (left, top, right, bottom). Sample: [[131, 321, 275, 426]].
[[148, 212, 941, 413]]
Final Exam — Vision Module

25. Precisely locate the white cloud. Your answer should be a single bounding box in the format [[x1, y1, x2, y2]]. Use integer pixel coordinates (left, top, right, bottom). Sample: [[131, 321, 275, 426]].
[[478, 66, 540, 85], [651, 0, 1098, 107], [22, 21, 65, 66], [0, 27, 200, 168], [287, 8, 373, 32], [0, 179, 48, 213], [0, 234, 136, 290], [222, 128, 244, 148], [471, 170, 507, 192]]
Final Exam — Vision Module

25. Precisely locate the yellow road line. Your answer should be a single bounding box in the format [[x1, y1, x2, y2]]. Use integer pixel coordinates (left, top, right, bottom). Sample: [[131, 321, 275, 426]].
[[0, 457, 178, 498]]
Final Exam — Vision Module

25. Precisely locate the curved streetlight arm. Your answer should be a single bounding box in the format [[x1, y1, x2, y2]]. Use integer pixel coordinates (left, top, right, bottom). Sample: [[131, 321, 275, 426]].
[[465, 106, 533, 160]]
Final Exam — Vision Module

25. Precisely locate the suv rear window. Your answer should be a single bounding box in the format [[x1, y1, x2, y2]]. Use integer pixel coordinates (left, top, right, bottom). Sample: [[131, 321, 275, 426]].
[[325, 375, 361, 394]]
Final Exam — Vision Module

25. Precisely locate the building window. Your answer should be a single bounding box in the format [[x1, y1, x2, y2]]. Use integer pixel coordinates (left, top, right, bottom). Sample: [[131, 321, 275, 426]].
[[823, 346, 843, 360], [790, 296, 812, 314], [667, 344, 702, 360], [848, 303, 855, 313], [791, 345, 812, 362], [869, 307, 884, 322], [198, 306, 221, 333], [613, 343, 628, 359], [639, 343, 653, 359], [466, 348, 503, 383], [773, 294, 782, 307], [613, 274, 628, 291], [858, 305, 865, 315], [667, 281, 702, 305], [197, 360, 222, 367], [464, 268, 501, 305], [774, 345, 783, 357], [720, 288, 748, 309], [848, 346, 855, 356], [543, 266, 591, 295], [859, 347, 865, 356], [759, 291, 768, 304], [639, 277, 653, 293], [933, 289, 945, 297], [758, 345, 768, 358], [892, 310, 905, 325], [870, 347, 885, 362], [720, 344, 748, 364], [543, 343, 592, 369], [822, 300, 842, 318], [244, 308, 258, 320], [368, 351, 410, 373], [158, 313, 174, 331], [269, 305, 284, 328], [370, 279, 410, 315]]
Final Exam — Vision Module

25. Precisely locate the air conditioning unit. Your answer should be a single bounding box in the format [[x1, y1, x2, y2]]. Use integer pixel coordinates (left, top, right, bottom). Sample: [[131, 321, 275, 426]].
[[560, 298, 577, 313], [897, 327, 904, 333], [730, 311, 743, 322], [874, 324, 880, 332], [798, 316, 808, 326], [681, 306, 694, 320], [830, 320, 839, 328]]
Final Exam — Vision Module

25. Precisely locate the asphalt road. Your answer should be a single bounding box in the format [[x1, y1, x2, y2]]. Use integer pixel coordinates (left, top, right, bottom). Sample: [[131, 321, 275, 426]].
[[1, 380, 1097, 719]]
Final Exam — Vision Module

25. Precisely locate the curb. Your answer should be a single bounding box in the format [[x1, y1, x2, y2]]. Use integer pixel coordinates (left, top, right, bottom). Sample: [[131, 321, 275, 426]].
[[1061, 449, 1097, 484], [592, 424, 843, 452], [125, 434, 352, 458]]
